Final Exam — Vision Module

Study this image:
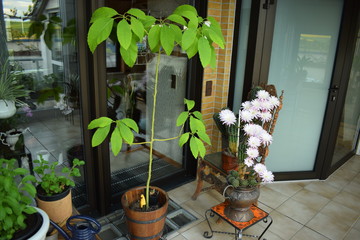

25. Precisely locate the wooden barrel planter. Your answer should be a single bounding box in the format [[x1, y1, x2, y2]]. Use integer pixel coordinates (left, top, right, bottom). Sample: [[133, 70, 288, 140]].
[[121, 186, 169, 240]]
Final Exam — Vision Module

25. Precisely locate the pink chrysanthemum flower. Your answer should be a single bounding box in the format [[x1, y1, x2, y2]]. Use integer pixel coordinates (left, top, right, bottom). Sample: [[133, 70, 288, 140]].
[[256, 90, 270, 100], [259, 111, 272, 122], [241, 101, 252, 110], [240, 110, 253, 122], [269, 96, 280, 108], [254, 163, 267, 175], [247, 136, 261, 148], [244, 157, 254, 167], [251, 99, 262, 110], [261, 170, 274, 183], [219, 109, 237, 126], [260, 131, 273, 146], [246, 147, 259, 159]]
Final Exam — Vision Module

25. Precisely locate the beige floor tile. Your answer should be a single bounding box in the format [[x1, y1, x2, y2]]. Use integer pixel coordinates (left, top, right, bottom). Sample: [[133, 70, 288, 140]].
[[352, 173, 360, 185], [167, 233, 188, 240], [304, 181, 340, 199], [264, 210, 303, 240], [165, 231, 180, 239], [291, 189, 330, 211], [340, 156, 360, 173], [331, 167, 358, 182], [319, 201, 359, 227], [265, 182, 303, 197], [181, 220, 234, 240], [342, 181, 360, 198], [325, 174, 351, 191], [343, 228, 360, 240], [353, 217, 360, 231], [306, 212, 350, 240], [176, 203, 205, 233], [291, 226, 330, 240], [257, 201, 274, 213], [332, 190, 360, 212], [168, 181, 197, 204], [276, 198, 318, 224], [258, 186, 289, 209]]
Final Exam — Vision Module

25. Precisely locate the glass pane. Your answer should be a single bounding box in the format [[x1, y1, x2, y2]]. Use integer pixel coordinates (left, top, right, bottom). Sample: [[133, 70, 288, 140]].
[[331, 29, 360, 165], [266, 0, 343, 171], [0, 0, 87, 207], [105, 0, 189, 194]]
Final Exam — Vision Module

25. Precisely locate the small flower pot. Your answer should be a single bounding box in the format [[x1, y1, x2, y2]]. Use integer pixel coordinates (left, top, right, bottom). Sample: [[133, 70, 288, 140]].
[[221, 150, 238, 172], [0, 100, 16, 119]]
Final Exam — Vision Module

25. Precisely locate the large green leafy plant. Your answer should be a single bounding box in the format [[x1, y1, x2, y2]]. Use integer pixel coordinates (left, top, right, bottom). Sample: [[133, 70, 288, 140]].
[[0, 158, 37, 239], [87, 4, 225, 208]]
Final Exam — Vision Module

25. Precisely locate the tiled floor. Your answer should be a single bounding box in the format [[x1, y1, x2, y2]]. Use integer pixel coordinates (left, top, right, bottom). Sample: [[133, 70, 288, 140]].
[[165, 155, 360, 240]]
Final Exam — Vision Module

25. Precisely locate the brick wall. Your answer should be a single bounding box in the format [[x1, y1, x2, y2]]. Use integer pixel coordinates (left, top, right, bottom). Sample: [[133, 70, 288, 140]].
[[202, 0, 236, 153]]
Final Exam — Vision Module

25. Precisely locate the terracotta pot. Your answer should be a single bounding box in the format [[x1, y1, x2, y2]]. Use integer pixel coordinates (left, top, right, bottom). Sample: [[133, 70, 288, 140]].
[[221, 150, 238, 172], [0, 100, 16, 119], [121, 186, 169, 240], [223, 186, 260, 222], [36, 187, 73, 225]]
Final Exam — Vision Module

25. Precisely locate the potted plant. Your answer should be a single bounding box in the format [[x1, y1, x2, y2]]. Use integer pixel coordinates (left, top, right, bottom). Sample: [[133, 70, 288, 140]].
[[217, 86, 283, 222], [87, 4, 225, 239], [33, 156, 85, 225], [0, 158, 50, 240], [0, 60, 30, 119]]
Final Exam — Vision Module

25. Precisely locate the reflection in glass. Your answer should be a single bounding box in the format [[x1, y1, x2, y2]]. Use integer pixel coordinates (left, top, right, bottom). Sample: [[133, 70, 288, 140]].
[[0, 0, 87, 207], [332, 29, 360, 165], [105, 0, 189, 194]]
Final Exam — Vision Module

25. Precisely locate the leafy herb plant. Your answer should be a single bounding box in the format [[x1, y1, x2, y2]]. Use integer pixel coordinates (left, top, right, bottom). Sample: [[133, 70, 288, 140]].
[[0, 158, 37, 239], [87, 4, 225, 208], [33, 156, 85, 196]]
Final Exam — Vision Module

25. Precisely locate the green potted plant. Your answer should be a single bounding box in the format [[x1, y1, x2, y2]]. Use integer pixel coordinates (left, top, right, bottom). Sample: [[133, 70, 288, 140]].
[[33, 156, 85, 225], [0, 158, 50, 240], [0, 60, 30, 119], [87, 4, 225, 239]]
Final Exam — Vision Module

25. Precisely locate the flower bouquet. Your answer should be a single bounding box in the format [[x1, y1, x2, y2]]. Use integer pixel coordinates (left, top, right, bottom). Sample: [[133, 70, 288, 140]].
[[214, 86, 283, 188]]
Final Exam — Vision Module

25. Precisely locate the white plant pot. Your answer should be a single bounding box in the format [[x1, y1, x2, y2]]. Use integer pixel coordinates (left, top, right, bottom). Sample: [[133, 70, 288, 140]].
[[28, 207, 50, 240], [0, 100, 16, 119]]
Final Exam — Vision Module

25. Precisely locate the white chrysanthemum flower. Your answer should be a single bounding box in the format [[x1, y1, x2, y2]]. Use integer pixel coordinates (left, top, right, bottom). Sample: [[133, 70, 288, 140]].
[[249, 108, 260, 119], [247, 136, 261, 148], [260, 131, 273, 146], [261, 170, 274, 183], [254, 163, 267, 175], [251, 99, 262, 110], [219, 109, 237, 126], [244, 124, 263, 137], [244, 157, 254, 167], [246, 147, 259, 159], [260, 100, 273, 111], [240, 110, 253, 122], [256, 90, 270, 100], [241, 101, 252, 110], [259, 111, 272, 122], [204, 21, 211, 27], [269, 96, 280, 108]]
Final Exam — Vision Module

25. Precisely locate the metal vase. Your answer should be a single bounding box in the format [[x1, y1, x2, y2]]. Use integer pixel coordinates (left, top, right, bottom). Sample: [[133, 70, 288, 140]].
[[223, 186, 260, 222]]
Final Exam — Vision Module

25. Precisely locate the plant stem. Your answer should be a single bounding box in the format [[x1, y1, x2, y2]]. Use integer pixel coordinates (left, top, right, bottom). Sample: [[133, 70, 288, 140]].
[[145, 51, 161, 209]]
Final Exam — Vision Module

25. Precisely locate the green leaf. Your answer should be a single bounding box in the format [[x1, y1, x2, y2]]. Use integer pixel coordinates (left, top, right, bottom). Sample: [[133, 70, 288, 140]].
[[209, 45, 217, 69], [127, 8, 146, 20], [49, 16, 62, 24], [22, 183, 36, 198], [174, 5, 198, 16], [92, 125, 111, 147], [207, 27, 225, 49], [21, 175, 36, 183], [131, 17, 145, 40], [88, 117, 113, 129], [13, 168, 27, 175], [190, 116, 206, 132], [88, 17, 114, 53], [169, 24, 182, 44], [111, 127, 122, 156], [90, 7, 118, 23], [44, 22, 55, 49], [117, 19, 132, 50], [142, 15, 157, 31], [186, 37, 198, 59], [197, 131, 211, 145], [166, 14, 187, 26], [184, 98, 195, 111], [179, 132, 190, 147], [23, 206, 37, 214], [189, 136, 199, 159], [195, 137, 206, 158], [121, 118, 139, 133], [198, 36, 211, 67], [192, 111, 203, 120], [182, 28, 196, 50], [28, 21, 44, 39], [176, 111, 189, 126], [148, 25, 161, 52], [160, 25, 175, 55], [3, 178, 10, 192], [120, 37, 138, 67], [119, 122, 134, 144]]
